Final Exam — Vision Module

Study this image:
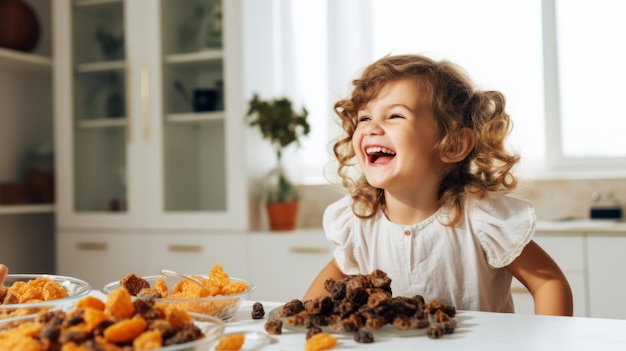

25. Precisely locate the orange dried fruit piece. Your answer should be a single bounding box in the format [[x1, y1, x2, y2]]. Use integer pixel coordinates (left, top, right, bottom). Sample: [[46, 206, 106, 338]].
[[305, 332, 337, 351], [105, 287, 135, 319], [215, 333, 245, 351], [83, 308, 109, 332], [161, 304, 192, 330], [0, 321, 45, 351], [75, 295, 106, 311], [103, 315, 147, 343], [133, 329, 163, 350]]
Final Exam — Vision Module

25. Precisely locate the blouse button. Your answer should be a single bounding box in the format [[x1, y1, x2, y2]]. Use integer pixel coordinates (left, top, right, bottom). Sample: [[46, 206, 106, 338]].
[[404, 230, 411, 236]]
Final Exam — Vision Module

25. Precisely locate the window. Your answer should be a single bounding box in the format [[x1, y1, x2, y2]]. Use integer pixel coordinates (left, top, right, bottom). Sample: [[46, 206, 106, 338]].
[[553, 0, 626, 162], [246, 0, 626, 183]]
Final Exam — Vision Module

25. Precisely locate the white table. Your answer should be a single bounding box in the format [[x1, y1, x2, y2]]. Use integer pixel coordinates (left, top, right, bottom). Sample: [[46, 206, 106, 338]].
[[226, 301, 626, 351]]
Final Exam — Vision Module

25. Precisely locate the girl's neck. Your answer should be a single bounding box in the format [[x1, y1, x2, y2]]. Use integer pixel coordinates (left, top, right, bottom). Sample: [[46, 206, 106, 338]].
[[383, 191, 440, 225]]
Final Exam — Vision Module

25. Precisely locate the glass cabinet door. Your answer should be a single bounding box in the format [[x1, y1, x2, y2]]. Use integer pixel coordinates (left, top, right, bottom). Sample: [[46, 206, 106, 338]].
[[71, 0, 127, 213], [161, 0, 227, 212]]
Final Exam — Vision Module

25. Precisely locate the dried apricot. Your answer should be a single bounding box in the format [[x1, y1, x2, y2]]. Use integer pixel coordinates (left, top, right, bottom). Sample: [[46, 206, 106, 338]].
[[75, 295, 105, 311], [304, 332, 337, 351], [133, 329, 162, 350], [105, 287, 135, 319], [215, 333, 245, 351], [103, 315, 147, 343]]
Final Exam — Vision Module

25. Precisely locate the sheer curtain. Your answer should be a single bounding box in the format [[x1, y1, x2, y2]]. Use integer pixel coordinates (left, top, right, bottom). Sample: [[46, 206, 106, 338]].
[[256, 0, 544, 183], [243, 0, 625, 184]]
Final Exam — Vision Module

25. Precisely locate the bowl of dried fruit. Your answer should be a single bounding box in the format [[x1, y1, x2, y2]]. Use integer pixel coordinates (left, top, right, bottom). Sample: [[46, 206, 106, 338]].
[[0, 274, 92, 321], [0, 287, 225, 350], [101, 264, 256, 322]]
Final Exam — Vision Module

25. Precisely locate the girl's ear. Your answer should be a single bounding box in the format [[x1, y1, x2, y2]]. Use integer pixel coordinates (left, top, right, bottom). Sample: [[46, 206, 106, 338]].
[[441, 127, 476, 163]]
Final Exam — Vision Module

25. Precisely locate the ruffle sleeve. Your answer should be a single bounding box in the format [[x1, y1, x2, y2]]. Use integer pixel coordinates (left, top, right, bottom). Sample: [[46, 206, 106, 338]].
[[323, 195, 360, 274], [469, 193, 536, 268]]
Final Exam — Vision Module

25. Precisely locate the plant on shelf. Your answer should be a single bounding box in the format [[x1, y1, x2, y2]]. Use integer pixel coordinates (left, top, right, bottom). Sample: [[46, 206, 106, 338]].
[[246, 93, 310, 230]]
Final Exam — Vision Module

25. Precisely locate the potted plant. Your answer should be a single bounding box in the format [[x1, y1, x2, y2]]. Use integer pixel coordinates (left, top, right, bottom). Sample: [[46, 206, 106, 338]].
[[246, 93, 310, 231]]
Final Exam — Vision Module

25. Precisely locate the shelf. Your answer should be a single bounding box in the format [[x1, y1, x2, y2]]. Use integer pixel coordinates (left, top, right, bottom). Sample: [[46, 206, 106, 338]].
[[164, 50, 223, 65], [0, 47, 52, 72], [0, 204, 55, 216], [75, 0, 123, 7], [165, 112, 224, 123], [75, 60, 125, 73], [77, 118, 127, 128]]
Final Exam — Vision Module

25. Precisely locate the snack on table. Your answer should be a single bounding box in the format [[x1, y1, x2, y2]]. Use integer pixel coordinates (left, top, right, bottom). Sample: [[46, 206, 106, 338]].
[[276, 269, 457, 343], [251, 301, 265, 319], [0, 287, 223, 350], [107, 264, 255, 321], [304, 332, 337, 351], [0, 275, 91, 320], [1, 277, 68, 305], [264, 318, 282, 335], [215, 333, 245, 351]]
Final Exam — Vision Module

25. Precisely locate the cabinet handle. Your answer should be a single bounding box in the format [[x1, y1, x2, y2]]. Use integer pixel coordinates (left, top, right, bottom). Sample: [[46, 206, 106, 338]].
[[76, 242, 108, 251], [125, 66, 132, 143], [167, 244, 202, 253], [140, 66, 150, 140], [289, 246, 330, 254]]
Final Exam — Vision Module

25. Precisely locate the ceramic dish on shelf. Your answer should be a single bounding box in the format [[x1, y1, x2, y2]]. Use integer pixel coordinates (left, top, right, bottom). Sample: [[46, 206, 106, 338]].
[[102, 274, 256, 322], [0, 274, 91, 321]]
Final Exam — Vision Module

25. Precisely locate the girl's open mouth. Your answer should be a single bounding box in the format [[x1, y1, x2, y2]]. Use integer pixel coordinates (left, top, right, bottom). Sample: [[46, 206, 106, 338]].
[[366, 146, 396, 163]]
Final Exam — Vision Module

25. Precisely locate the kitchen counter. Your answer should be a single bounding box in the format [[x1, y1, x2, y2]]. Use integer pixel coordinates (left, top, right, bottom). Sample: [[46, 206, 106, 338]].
[[228, 301, 626, 350], [536, 219, 626, 233]]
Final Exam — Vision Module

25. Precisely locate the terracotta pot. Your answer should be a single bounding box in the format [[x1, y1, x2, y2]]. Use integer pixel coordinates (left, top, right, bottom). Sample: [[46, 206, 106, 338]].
[[0, 0, 41, 52], [266, 201, 299, 231]]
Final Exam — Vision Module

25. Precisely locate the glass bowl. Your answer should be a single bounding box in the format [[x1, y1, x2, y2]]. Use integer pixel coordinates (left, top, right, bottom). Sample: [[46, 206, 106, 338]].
[[0, 274, 92, 321], [0, 311, 225, 350], [102, 275, 256, 322]]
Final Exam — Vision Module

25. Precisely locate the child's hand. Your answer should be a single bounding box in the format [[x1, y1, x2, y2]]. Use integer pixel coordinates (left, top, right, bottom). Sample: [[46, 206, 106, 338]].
[[0, 264, 8, 287]]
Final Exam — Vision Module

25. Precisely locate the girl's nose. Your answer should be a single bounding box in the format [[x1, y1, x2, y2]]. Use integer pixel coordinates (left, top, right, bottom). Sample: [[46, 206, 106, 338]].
[[363, 120, 383, 136]]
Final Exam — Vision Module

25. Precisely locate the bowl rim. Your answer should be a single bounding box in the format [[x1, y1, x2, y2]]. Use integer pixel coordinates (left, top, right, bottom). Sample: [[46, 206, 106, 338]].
[[1, 274, 92, 308], [101, 275, 256, 302]]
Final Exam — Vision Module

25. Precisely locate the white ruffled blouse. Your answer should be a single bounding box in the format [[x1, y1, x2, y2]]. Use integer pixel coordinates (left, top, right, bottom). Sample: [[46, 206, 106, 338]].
[[323, 192, 536, 312]]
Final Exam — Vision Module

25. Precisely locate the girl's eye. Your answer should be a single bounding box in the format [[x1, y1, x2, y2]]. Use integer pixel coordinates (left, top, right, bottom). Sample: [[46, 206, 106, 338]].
[[358, 115, 371, 122], [390, 114, 404, 119]]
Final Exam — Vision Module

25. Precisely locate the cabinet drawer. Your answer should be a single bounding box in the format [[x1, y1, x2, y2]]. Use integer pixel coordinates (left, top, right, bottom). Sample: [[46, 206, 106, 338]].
[[146, 233, 248, 279], [248, 231, 334, 302], [56, 232, 149, 289]]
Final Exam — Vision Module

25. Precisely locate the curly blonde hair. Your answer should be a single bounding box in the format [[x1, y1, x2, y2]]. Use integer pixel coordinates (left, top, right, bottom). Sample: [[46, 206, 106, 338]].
[[333, 54, 520, 225]]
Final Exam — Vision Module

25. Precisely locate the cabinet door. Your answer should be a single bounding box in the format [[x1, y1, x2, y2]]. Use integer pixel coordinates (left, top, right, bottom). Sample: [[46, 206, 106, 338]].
[[55, 0, 143, 228], [54, 0, 247, 230], [145, 233, 248, 279], [248, 231, 335, 302], [56, 232, 149, 290], [587, 235, 626, 319], [147, 0, 247, 229], [511, 233, 588, 317]]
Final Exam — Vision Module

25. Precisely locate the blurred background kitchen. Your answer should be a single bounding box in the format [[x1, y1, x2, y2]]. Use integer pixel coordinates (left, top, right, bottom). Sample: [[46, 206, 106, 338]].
[[1, 0, 624, 318]]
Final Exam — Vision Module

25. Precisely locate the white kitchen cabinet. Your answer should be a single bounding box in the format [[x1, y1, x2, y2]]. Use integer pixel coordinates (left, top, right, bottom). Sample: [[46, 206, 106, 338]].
[[56, 231, 150, 289], [511, 233, 588, 317], [587, 234, 626, 319], [0, 0, 55, 273], [145, 233, 248, 279], [53, 0, 247, 231], [247, 230, 335, 302]]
